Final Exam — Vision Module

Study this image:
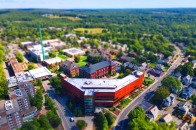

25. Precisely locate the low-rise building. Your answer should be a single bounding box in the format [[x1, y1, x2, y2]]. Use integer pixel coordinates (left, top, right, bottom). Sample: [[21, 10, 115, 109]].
[[8, 57, 24, 75], [162, 94, 175, 107], [60, 60, 79, 77], [42, 39, 66, 49], [146, 106, 160, 121], [28, 44, 52, 62], [119, 56, 131, 63], [42, 57, 62, 67], [63, 48, 85, 58], [159, 114, 173, 123], [80, 60, 116, 78], [182, 75, 192, 85]]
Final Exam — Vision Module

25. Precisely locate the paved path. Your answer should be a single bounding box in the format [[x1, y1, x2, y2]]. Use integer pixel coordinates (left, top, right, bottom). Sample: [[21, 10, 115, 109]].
[[113, 44, 183, 130]]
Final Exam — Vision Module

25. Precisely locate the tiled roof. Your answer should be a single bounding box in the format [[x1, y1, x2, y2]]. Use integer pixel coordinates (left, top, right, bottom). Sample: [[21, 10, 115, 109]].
[[80, 61, 115, 74]]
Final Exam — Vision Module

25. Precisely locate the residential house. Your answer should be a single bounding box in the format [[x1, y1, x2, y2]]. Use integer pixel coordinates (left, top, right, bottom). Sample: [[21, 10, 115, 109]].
[[79, 60, 116, 78], [177, 123, 190, 130], [110, 50, 119, 55], [180, 87, 193, 99], [123, 62, 139, 71], [176, 102, 192, 115], [119, 56, 131, 63], [60, 60, 80, 77], [88, 49, 111, 62], [146, 106, 160, 121], [192, 60, 196, 69], [148, 64, 164, 77], [182, 75, 192, 85], [140, 101, 154, 112], [128, 52, 137, 57], [162, 94, 175, 107], [173, 72, 182, 79], [83, 44, 91, 49]]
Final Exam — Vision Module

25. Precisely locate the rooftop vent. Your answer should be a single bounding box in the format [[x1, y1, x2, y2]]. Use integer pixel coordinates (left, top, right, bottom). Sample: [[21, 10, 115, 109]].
[[5, 100, 13, 111]]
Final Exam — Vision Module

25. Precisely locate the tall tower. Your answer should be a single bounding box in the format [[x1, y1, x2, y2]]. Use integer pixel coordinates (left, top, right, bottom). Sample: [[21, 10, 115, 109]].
[[38, 25, 46, 60]]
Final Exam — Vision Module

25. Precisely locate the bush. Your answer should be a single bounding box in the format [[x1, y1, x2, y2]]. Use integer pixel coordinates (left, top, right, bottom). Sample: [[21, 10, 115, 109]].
[[76, 120, 87, 130]]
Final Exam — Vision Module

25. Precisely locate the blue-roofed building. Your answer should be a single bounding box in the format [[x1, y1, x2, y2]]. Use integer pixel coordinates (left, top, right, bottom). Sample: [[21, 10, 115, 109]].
[[79, 60, 116, 78]]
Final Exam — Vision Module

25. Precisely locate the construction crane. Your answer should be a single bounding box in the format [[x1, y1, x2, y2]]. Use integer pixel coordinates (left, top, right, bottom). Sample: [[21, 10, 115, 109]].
[[38, 25, 46, 60]]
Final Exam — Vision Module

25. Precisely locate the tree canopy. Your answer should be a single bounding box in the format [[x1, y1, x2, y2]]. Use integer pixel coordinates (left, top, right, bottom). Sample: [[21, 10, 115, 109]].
[[161, 76, 182, 92], [151, 87, 170, 105]]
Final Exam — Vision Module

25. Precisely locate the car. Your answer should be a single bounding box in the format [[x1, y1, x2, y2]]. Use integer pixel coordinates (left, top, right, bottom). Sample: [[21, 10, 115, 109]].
[[70, 117, 74, 122]]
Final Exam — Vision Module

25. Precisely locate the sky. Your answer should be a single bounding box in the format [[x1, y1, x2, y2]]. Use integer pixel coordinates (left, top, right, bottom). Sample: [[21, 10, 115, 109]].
[[0, 0, 196, 9]]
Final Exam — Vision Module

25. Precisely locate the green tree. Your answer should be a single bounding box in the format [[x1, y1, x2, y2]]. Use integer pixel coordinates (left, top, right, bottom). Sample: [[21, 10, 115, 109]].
[[181, 62, 194, 76], [39, 115, 53, 130], [20, 122, 39, 130], [74, 55, 80, 63], [76, 120, 87, 130], [151, 87, 170, 105], [28, 62, 36, 70], [49, 51, 56, 58], [47, 111, 61, 128], [191, 94, 196, 105], [162, 76, 181, 92], [49, 77, 63, 95], [16, 52, 24, 62], [105, 112, 115, 128], [94, 112, 108, 130]]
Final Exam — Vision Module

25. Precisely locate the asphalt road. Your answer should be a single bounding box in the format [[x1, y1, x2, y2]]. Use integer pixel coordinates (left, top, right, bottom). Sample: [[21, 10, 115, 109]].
[[114, 45, 183, 130], [42, 81, 78, 130]]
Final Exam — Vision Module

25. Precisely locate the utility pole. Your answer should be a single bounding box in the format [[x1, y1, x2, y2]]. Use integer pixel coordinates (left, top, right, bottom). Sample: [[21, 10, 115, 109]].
[[38, 25, 46, 60]]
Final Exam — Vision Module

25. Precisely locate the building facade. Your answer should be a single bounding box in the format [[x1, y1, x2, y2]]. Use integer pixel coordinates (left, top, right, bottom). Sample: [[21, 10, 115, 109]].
[[60, 60, 79, 77], [61, 71, 144, 115], [0, 82, 37, 130], [80, 61, 116, 79]]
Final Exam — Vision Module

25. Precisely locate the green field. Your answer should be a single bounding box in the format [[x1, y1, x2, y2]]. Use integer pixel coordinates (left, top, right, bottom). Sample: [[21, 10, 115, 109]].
[[57, 54, 67, 60], [74, 28, 104, 34]]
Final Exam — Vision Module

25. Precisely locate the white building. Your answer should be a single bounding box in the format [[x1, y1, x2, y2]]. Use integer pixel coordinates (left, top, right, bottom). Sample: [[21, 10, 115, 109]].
[[28, 45, 52, 62]]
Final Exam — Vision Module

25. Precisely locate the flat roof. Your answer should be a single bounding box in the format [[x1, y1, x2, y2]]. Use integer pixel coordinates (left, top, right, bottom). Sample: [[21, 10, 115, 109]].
[[29, 67, 52, 79], [9, 57, 23, 74], [43, 57, 62, 65], [42, 39, 65, 47], [63, 48, 84, 56], [28, 45, 52, 55], [7, 67, 52, 87], [64, 72, 142, 93]]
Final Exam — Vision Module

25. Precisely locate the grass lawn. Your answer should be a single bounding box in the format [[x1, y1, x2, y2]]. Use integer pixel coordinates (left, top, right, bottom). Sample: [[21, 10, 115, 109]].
[[80, 56, 87, 61], [77, 61, 87, 67], [149, 63, 157, 68], [57, 54, 67, 60], [77, 56, 87, 67], [74, 28, 104, 34]]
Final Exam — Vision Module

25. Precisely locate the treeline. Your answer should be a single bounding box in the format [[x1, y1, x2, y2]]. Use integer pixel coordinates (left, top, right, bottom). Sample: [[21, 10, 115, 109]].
[[0, 43, 8, 99]]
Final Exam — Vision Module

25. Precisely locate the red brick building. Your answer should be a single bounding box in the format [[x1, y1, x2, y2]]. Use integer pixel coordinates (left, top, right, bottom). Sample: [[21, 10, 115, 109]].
[[80, 61, 116, 78], [60, 60, 79, 77], [60, 71, 144, 115]]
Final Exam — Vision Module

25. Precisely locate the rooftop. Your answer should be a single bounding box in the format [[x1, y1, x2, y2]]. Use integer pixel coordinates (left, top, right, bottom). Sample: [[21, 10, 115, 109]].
[[42, 39, 65, 48], [63, 48, 84, 56], [80, 61, 115, 74], [29, 67, 52, 79], [60, 60, 79, 70], [15, 72, 33, 83], [43, 57, 62, 65], [63, 71, 143, 93], [9, 57, 23, 74], [28, 44, 52, 55]]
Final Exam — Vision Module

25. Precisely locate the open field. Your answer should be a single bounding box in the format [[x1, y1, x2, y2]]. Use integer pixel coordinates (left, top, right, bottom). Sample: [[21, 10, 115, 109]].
[[74, 28, 104, 34], [66, 16, 82, 21]]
